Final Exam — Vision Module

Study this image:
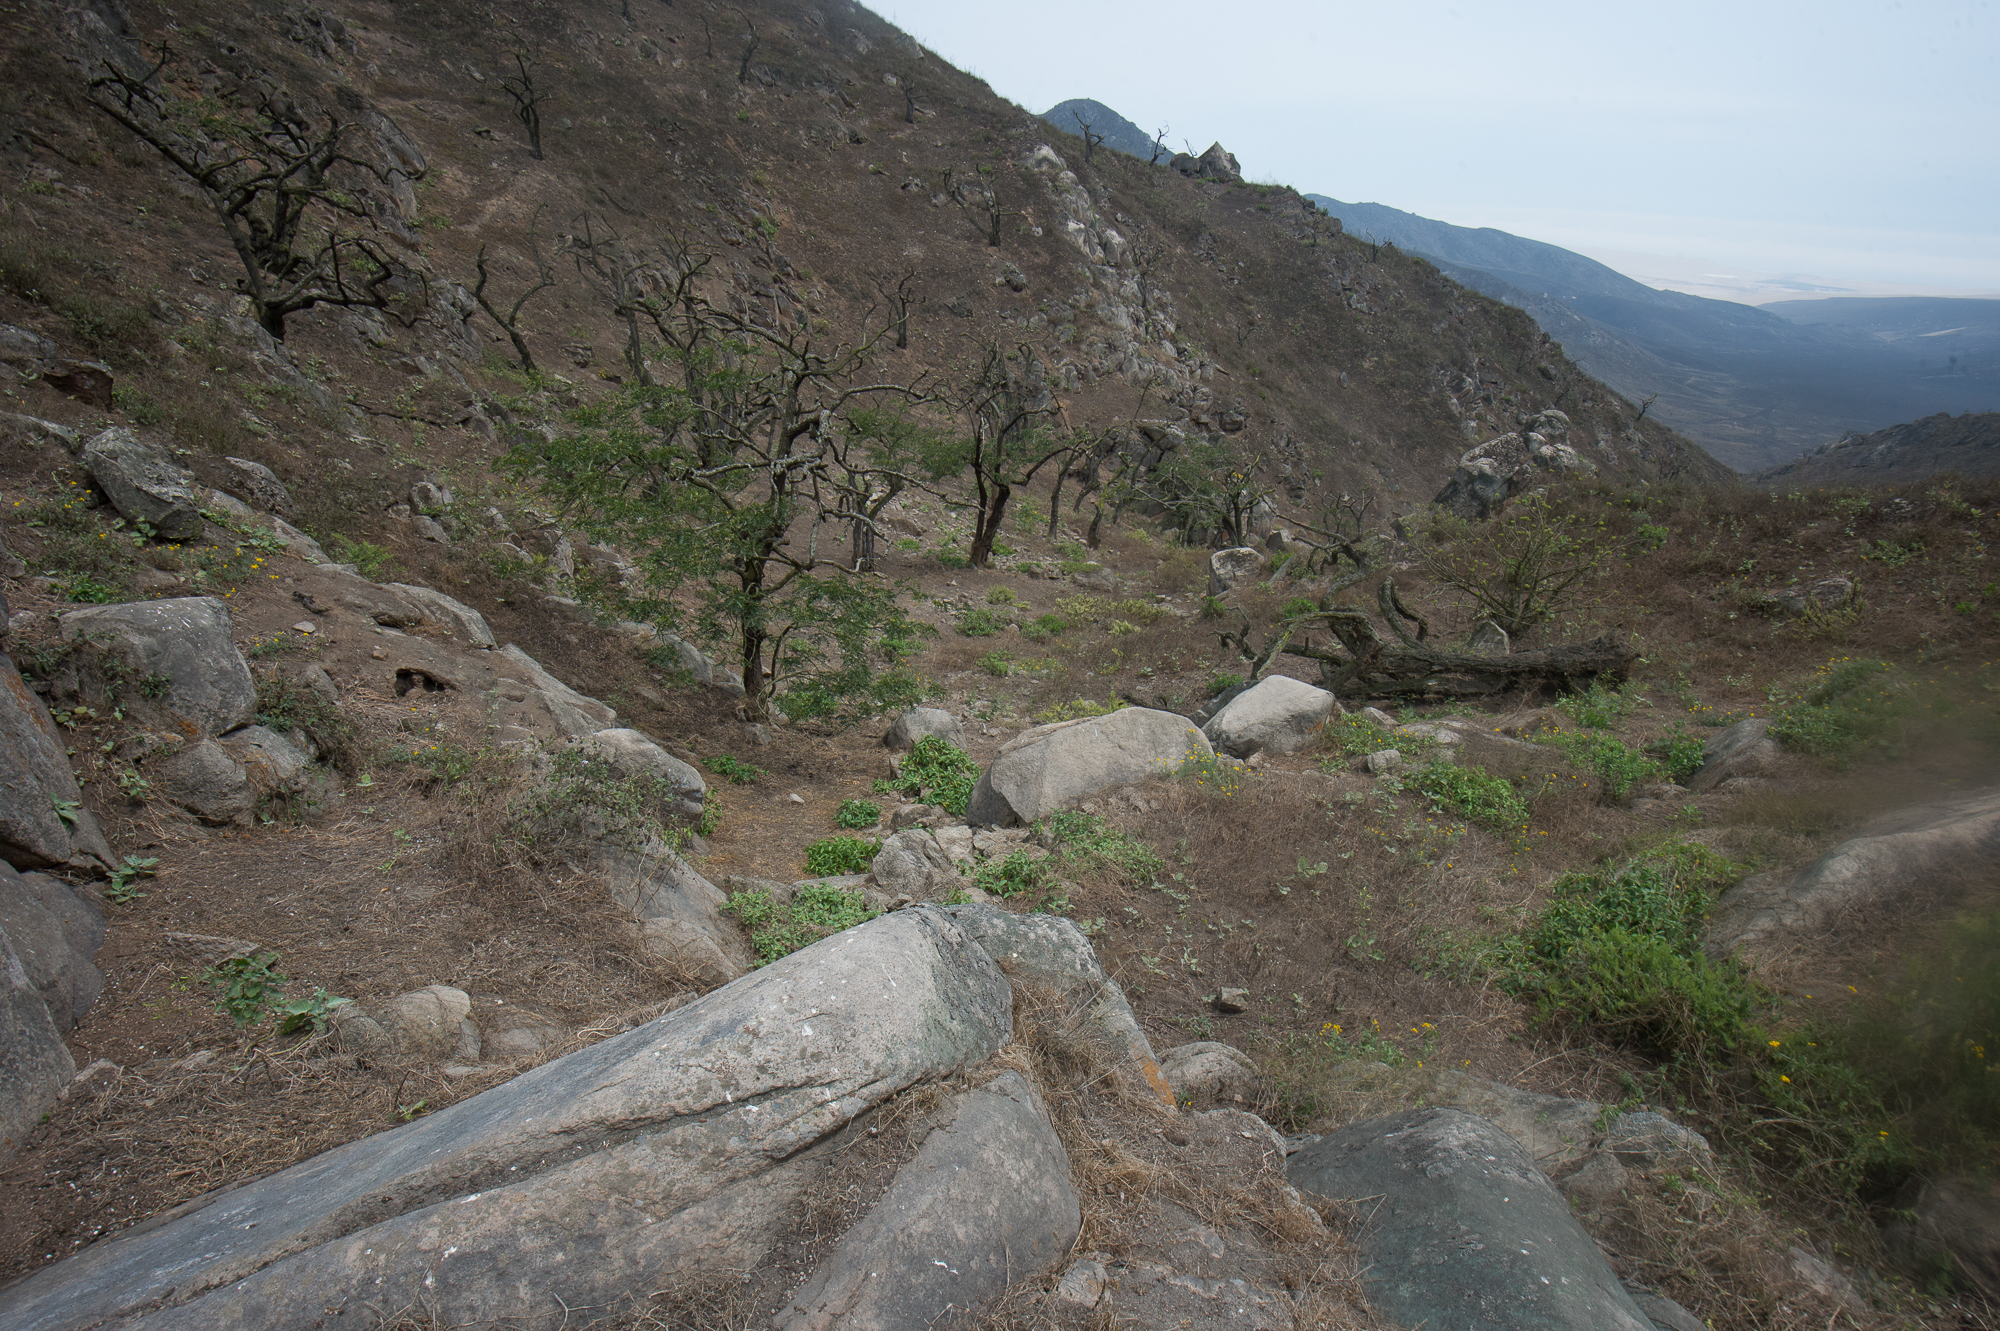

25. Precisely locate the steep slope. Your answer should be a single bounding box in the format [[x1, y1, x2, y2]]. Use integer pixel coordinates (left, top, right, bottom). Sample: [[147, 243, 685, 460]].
[[1310, 197, 2000, 471]]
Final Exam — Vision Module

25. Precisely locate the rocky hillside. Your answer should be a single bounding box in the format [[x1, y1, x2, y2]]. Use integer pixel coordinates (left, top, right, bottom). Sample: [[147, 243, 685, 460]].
[[2, 3, 1999, 1331], [1756, 411, 2000, 487]]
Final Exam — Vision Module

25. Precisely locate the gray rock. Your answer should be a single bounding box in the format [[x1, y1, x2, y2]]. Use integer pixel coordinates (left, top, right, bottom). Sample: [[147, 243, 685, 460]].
[[218, 725, 312, 797], [944, 904, 1171, 1104], [0, 651, 115, 872], [0, 862, 105, 1038], [332, 985, 479, 1062], [1202, 674, 1337, 757], [776, 1069, 1079, 1330], [384, 584, 495, 647], [1558, 1152, 1629, 1204], [60, 597, 255, 738], [597, 837, 750, 984], [1207, 546, 1264, 594], [1433, 411, 1592, 521], [1289, 1108, 1654, 1330], [1880, 1174, 2000, 1302], [1786, 1245, 1867, 1310], [1071, 564, 1117, 591], [1, 900, 72, 1161], [580, 728, 705, 815], [1705, 787, 2000, 959], [869, 829, 961, 900], [1468, 619, 1511, 655], [267, 518, 327, 564], [1686, 716, 1782, 794], [1360, 747, 1404, 775], [881, 706, 966, 752], [1215, 986, 1249, 1013], [0, 322, 56, 363], [81, 427, 203, 540], [967, 707, 1214, 827], [497, 644, 616, 737], [1195, 141, 1240, 182], [410, 479, 454, 512], [0, 907, 1015, 1331], [1158, 1041, 1258, 1107], [1629, 1287, 1708, 1331], [1606, 1110, 1713, 1173], [411, 514, 449, 543], [1421, 1070, 1604, 1169], [152, 738, 255, 824], [217, 457, 293, 515], [309, 566, 425, 625]]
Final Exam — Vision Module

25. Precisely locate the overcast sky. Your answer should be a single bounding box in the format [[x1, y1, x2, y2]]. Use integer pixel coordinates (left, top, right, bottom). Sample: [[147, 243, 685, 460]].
[[873, 0, 2000, 299]]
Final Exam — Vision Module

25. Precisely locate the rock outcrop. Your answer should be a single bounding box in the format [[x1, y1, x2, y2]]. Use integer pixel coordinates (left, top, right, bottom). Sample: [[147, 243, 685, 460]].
[[1289, 1107, 1656, 1330], [0, 907, 1090, 1331], [1, 651, 114, 872], [967, 707, 1215, 827], [0, 861, 106, 1158], [881, 705, 966, 752], [80, 427, 204, 541], [1434, 409, 1593, 519], [59, 597, 255, 739]]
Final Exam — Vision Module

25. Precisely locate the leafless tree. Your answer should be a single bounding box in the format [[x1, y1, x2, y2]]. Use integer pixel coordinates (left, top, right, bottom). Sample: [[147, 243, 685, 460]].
[[88, 49, 419, 340], [898, 74, 920, 124], [1634, 391, 1659, 424], [977, 171, 1017, 248], [1070, 111, 1105, 166], [736, 17, 761, 83], [469, 215, 557, 375], [499, 53, 549, 160], [872, 269, 921, 350], [1149, 126, 1170, 166]]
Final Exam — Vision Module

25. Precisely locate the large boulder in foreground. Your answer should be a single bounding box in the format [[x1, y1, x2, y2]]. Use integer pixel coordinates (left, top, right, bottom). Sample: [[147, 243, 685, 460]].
[[1, 861, 106, 1159], [1289, 1107, 1655, 1331], [1705, 787, 2000, 960], [967, 707, 1213, 827], [1, 651, 114, 871], [1202, 674, 1337, 757], [60, 597, 255, 739], [0, 907, 1067, 1331]]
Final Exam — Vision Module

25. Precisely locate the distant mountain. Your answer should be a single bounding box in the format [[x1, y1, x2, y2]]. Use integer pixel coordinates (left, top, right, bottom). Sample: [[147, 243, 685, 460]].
[[1037, 99, 1158, 160], [1761, 298, 2000, 382], [1306, 196, 2000, 472], [1754, 411, 2000, 486]]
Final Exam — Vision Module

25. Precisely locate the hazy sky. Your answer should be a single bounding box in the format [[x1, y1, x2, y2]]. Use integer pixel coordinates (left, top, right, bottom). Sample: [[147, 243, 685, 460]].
[[874, 0, 2000, 298]]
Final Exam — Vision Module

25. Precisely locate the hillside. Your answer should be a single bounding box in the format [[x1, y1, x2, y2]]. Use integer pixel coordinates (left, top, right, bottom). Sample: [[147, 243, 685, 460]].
[[3, 3, 2000, 1330], [1038, 97, 1157, 160], [1756, 410, 2000, 486], [1309, 197, 2000, 471]]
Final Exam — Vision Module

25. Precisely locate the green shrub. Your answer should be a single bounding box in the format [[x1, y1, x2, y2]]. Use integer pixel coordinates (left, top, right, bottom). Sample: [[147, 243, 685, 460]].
[[987, 587, 1016, 604], [1556, 680, 1638, 731], [1404, 759, 1527, 836], [1647, 723, 1706, 784], [1038, 809, 1163, 882], [835, 798, 881, 829], [936, 550, 971, 570], [1539, 727, 1662, 799], [1768, 656, 1909, 763], [978, 651, 1014, 677], [803, 834, 879, 877], [724, 883, 879, 964], [1024, 613, 1068, 642], [198, 951, 350, 1034], [1031, 698, 1126, 724], [706, 755, 766, 784], [254, 674, 360, 772], [1326, 711, 1408, 759], [958, 607, 1007, 637], [873, 734, 981, 815], [975, 849, 1058, 899], [1176, 749, 1249, 796]]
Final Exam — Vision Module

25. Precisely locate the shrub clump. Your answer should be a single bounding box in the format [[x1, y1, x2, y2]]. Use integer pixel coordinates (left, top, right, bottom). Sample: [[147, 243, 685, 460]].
[[724, 883, 879, 965], [802, 835, 879, 877], [1767, 656, 1909, 763], [1403, 759, 1527, 837], [874, 734, 981, 816], [834, 798, 881, 829]]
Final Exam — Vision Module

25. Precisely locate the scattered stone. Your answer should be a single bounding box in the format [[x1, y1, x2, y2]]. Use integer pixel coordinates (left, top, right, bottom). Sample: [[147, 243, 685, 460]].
[[1359, 748, 1403, 775], [81, 427, 204, 540], [1467, 619, 1511, 655], [333, 984, 480, 1062], [1207, 546, 1264, 594], [1214, 986, 1249, 1013], [1289, 1108, 1656, 1330], [1606, 1110, 1713, 1173], [870, 830, 963, 901], [967, 707, 1215, 827], [1685, 716, 1782, 793], [1434, 410, 1593, 520], [217, 456, 294, 515], [1202, 674, 1337, 757], [881, 706, 966, 752], [385, 583, 495, 647], [1787, 1245, 1866, 1311], [1879, 1173, 2000, 1301], [151, 738, 255, 824], [1158, 1041, 1257, 1107], [1558, 1151, 1629, 1205], [1053, 1257, 1107, 1309]]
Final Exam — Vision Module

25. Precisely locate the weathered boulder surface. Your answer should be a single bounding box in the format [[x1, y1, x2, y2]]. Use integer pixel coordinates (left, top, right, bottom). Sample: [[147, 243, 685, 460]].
[[1289, 1107, 1655, 1330], [0, 861, 105, 1158], [881, 705, 966, 752], [1606, 1110, 1713, 1173], [1206, 546, 1264, 594], [1705, 788, 2000, 959], [60, 597, 255, 738], [1158, 1040, 1257, 1108], [1880, 1173, 2000, 1301], [596, 838, 750, 985], [580, 727, 705, 816], [870, 828, 964, 900], [1202, 674, 1337, 757], [332, 984, 479, 1062], [80, 427, 203, 540], [384, 583, 495, 647], [214, 456, 293, 515], [1, 651, 114, 871], [0, 907, 1024, 1331], [776, 1069, 1078, 1331], [497, 643, 616, 737], [967, 707, 1214, 827], [149, 738, 256, 825], [1686, 716, 1782, 793]]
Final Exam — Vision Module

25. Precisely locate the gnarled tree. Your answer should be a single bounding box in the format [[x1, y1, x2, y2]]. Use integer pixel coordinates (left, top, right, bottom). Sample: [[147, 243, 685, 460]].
[[89, 49, 421, 340]]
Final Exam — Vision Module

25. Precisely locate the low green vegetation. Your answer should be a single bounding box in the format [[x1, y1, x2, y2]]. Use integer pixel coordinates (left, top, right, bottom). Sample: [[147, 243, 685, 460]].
[[1767, 656, 1910, 763], [706, 755, 765, 785], [834, 798, 880, 829], [724, 883, 879, 964], [874, 734, 981, 816], [195, 951, 350, 1035], [1403, 759, 1527, 837], [802, 834, 878, 877]]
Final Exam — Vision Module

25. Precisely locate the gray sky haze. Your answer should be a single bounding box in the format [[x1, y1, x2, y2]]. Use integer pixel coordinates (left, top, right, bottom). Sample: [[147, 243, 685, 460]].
[[874, 0, 2000, 300]]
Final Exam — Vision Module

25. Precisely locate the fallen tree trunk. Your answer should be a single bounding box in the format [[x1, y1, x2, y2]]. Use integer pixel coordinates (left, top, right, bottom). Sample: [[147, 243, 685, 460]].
[[1217, 577, 1638, 700]]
